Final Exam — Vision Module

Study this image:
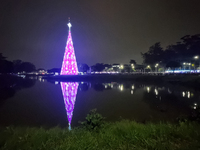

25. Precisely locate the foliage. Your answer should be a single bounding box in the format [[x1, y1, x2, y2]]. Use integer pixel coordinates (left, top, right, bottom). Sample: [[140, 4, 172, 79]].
[[91, 63, 112, 72], [0, 53, 6, 61], [13, 60, 22, 73], [13, 60, 36, 73], [47, 68, 61, 74], [141, 42, 163, 65], [0, 54, 37, 74], [80, 109, 105, 130], [1, 121, 200, 150], [166, 61, 181, 70], [141, 34, 200, 69], [0, 60, 14, 73], [130, 59, 136, 65], [77, 63, 89, 73], [158, 68, 164, 72], [0, 53, 13, 73], [17, 62, 36, 73]]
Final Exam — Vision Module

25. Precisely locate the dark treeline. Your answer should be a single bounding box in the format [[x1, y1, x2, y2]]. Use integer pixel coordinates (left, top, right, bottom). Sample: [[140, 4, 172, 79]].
[[1, 34, 200, 74], [82, 34, 200, 73], [0, 53, 36, 73], [141, 34, 200, 70]]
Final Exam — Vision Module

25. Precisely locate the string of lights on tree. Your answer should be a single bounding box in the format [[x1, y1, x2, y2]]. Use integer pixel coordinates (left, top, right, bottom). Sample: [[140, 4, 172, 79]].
[[60, 20, 78, 75]]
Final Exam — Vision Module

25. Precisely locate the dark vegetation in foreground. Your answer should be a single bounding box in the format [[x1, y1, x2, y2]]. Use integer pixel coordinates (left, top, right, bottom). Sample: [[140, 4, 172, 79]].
[[1, 109, 200, 150]]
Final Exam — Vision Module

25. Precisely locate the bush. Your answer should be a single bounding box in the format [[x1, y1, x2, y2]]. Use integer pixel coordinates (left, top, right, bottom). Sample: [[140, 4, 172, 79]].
[[80, 109, 105, 131]]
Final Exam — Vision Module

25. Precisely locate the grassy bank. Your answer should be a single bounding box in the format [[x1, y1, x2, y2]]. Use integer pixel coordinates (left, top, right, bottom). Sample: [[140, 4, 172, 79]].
[[1, 120, 200, 150]]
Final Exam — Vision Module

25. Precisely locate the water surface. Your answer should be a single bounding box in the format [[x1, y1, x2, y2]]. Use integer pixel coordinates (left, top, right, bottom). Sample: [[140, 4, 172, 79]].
[[0, 77, 199, 128]]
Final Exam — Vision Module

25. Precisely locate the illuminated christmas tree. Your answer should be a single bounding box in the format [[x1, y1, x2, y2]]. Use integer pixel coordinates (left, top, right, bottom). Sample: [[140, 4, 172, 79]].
[[60, 82, 79, 130], [60, 19, 78, 75]]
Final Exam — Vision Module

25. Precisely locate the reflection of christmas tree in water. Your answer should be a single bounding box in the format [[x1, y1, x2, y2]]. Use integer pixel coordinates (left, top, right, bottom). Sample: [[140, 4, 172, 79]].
[[60, 19, 78, 75], [60, 82, 79, 130]]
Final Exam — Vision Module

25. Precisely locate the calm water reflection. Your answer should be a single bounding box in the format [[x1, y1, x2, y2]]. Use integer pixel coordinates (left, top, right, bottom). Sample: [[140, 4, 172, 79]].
[[60, 82, 78, 130], [0, 77, 199, 128]]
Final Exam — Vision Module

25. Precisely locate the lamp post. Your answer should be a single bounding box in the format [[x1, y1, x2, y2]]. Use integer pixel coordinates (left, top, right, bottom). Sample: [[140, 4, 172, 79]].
[[188, 63, 191, 70], [147, 65, 151, 73], [194, 56, 199, 71], [183, 62, 186, 70], [155, 63, 159, 73]]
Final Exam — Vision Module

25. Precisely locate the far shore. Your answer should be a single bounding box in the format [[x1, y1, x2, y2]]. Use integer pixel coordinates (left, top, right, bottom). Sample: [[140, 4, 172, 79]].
[[42, 73, 200, 88], [1, 73, 200, 89]]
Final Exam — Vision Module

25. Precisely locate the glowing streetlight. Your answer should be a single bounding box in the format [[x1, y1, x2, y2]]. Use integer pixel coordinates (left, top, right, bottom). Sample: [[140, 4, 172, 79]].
[[194, 56, 200, 71], [155, 63, 159, 72], [120, 84, 124, 91], [146, 65, 151, 73], [182, 62, 186, 70], [131, 64, 135, 69], [147, 87, 150, 93]]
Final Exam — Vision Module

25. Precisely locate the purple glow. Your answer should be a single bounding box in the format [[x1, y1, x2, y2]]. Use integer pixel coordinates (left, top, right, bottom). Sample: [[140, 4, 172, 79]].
[[60, 22, 78, 75], [60, 82, 79, 126]]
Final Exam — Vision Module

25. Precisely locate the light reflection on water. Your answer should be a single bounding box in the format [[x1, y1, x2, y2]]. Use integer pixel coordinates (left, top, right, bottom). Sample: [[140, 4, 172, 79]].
[[60, 82, 78, 130], [59, 81, 199, 128], [0, 78, 199, 128]]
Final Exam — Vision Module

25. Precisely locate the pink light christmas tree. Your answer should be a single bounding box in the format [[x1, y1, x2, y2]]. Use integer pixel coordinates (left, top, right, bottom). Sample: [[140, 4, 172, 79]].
[[60, 82, 79, 130], [60, 20, 78, 75]]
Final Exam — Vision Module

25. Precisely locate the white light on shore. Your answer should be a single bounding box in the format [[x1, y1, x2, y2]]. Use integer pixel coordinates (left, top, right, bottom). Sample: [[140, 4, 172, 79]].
[[147, 87, 150, 93], [131, 90, 133, 94]]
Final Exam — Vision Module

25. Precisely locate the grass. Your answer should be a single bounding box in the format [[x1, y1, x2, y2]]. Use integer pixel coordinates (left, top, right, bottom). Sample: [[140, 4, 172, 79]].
[[1, 120, 200, 150]]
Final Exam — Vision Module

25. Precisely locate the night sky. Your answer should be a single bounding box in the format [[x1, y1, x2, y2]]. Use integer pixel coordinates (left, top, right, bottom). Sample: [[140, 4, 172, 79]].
[[1, 0, 200, 69]]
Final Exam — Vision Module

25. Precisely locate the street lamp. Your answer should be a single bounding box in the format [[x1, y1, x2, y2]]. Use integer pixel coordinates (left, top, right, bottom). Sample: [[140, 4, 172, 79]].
[[155, 64, 159, 73], [194, 55, 199, 71], [183, 62, 186, 70], [146, 65, 151, 73], [131, 64, 135, 69]]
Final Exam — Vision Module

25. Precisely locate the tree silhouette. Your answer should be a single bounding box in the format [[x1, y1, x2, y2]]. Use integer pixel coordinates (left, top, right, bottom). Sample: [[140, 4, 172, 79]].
[[141, 42, 164, 65], [141, 34, 200, 69], [91, 63, 105, 72], [130, 59, 136, 65], [78, 63, 89, 73], [0, 54, 14, 73], [47, 68, 61, 74], [13, 60, 23, 73], [0, 53, 6, 61], [166, 61, 181, 71], [18, 62, 36, 73]]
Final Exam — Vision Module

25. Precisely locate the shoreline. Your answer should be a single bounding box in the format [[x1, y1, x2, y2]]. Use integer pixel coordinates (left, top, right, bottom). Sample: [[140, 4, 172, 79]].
[[42, 74, 200, 89]]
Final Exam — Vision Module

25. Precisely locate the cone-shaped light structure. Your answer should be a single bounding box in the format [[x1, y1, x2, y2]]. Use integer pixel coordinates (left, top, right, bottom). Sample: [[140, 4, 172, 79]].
[[60, 82, 79, 130], [60, 19, 78, 75]]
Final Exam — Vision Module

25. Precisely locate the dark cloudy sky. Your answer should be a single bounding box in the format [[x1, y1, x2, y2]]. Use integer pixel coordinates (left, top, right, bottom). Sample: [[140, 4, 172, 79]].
[[1, 0, 200, 69]]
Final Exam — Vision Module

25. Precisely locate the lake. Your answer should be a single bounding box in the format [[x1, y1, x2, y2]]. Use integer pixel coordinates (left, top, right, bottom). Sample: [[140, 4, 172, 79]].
[[0, 76, 199, 128]]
